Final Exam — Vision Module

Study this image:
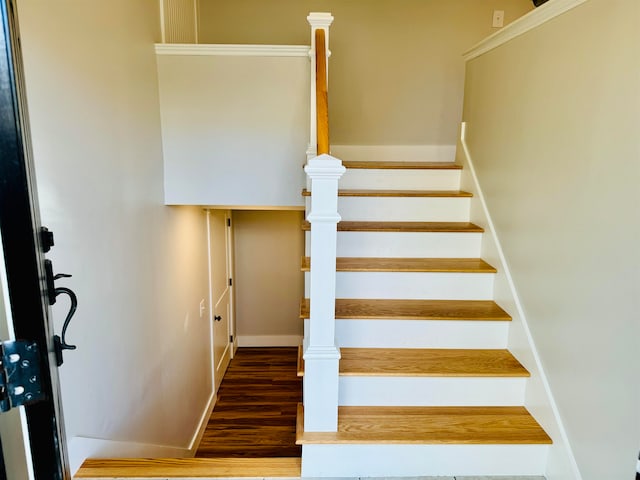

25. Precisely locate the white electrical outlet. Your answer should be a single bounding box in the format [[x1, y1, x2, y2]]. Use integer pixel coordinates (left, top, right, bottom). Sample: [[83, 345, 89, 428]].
[[199, 299, 206, 318], [492, 10, 505, 28]]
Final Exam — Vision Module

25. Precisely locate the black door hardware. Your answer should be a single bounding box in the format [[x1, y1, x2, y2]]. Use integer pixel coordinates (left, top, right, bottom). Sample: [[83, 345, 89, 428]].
[[0, 340, 46, 413], [53, 286, 77, 367], [44, 260, 78, 366]]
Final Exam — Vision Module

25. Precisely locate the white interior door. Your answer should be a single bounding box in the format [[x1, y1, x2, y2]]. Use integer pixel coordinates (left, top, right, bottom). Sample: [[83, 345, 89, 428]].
[[209, 210, 232, 391]]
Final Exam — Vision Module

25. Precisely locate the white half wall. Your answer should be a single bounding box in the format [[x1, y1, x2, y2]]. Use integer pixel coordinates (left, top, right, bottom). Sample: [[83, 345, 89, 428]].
[[461, 1, 640, 478], [156, 49, 309, 207], [17, 0, 213, 472]]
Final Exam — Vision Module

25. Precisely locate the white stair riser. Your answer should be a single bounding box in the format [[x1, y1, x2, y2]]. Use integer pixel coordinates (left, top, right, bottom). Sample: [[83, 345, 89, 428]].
[[337, 197, 470, 222], [331, 145, 457, 162], [305, 231, 483, 257], [335, 320, 509, 349], [338, 376, 526, 406], [304, 272, 495, 300], [301, 444, 549, 477], [340, 169, 461, 190]]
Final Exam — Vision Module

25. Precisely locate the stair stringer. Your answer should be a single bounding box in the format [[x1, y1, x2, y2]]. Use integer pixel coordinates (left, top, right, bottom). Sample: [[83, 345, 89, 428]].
[[458, 123, 582, 480]]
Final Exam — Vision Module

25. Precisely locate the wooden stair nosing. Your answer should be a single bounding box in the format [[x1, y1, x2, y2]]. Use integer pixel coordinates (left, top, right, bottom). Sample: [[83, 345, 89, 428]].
[[296, 347, 529, 378], [301, 188, 472, 198], [301, 257, 497, 273], [75, 457, 302, 478], [342, 161, 463, 170], [302, 221, 484, 233], [296, 403, 552, 445], [299, 299, 512, 322], [297, 345, 304, 377], [338, 347, 529, 377]]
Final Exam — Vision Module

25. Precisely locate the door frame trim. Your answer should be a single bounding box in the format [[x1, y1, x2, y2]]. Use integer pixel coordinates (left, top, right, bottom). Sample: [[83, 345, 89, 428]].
[[0, 1, 69, 477]]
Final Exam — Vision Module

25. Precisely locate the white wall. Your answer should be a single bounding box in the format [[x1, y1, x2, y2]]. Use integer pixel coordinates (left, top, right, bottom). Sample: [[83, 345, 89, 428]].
[[461, 1, 640, 478], [157, 52, 308, 207], [233, 211, 304, 346], [17, 0, 213, 469]]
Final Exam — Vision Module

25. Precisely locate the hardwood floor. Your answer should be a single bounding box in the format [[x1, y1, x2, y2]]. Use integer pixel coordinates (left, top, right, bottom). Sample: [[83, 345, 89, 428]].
[[302, 257, 497, 273], [76, 458, 302, 478], [196, 347, 302, 458], [302, 220, 484, 232], [296, 404, 552, 445]]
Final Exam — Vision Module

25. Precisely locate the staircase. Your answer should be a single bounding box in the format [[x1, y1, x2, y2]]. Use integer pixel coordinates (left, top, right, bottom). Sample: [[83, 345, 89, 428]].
[[297, 158, 552, 477]]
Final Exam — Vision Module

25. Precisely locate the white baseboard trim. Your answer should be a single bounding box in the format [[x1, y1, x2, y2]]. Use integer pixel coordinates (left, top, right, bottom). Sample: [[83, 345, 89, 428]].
[[237, 335, 302, 347], [459, 122, 583, 480], [330, 145, 456, 162], [68, 392, 216, 476], [187, 392, 216, 452]]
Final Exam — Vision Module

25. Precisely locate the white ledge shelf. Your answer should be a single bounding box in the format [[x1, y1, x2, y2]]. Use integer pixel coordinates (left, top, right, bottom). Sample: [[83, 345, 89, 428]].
[[155, 43, 310, 57], [463, 0, 588, 61]]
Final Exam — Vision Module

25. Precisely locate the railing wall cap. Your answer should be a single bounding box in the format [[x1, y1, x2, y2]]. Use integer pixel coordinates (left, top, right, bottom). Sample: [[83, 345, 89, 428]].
[[463, 0, 589, 61], [155, 43, 310, 57]]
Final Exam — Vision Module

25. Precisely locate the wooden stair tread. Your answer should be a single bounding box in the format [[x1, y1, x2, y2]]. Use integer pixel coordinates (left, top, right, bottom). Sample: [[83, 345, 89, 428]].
[[300, 299, 511, 321], [75, 457, 302, 478], [302, 188, 472, 197], [342, 161, 462, 170], [301, 257, 496, 273], [297, 345, 304, 377], [296, 404, 551, 445], [302, 221, 484, 233], [337, 348, 529, 377]]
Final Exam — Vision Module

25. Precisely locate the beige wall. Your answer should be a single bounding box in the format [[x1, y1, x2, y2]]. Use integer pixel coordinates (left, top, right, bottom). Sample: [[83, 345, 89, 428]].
[[233, 211, 304, 344], [462, 1, 640, 478], [198, 0, 533, 146], [18, 0, 212, 465]]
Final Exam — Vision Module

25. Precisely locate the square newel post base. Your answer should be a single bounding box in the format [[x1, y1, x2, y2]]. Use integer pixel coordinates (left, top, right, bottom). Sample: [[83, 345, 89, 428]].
[[303, 345, 341, 432]]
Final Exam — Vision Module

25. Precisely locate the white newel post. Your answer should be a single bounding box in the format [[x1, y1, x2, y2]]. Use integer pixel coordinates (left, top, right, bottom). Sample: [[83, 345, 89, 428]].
[[303, 154, 345, 432], [306, 12, 333, 161]]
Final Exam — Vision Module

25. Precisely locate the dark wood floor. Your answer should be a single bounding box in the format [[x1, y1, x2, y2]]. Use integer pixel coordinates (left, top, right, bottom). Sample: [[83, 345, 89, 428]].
[[195, 347, 302, 458]]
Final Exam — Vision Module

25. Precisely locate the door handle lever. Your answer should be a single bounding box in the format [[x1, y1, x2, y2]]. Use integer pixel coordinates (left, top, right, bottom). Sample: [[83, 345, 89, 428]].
[[214, 315, 222, 321], [53, 286, 77, 367]]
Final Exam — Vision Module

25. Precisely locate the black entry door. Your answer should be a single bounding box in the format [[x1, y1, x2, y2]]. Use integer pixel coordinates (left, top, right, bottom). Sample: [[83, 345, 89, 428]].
[[0, 0, 69, 478]]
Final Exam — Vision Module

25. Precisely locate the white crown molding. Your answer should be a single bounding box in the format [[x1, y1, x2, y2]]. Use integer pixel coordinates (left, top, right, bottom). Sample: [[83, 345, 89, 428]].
[[463, 0, 589, 61], [155, 43, 310, 57]]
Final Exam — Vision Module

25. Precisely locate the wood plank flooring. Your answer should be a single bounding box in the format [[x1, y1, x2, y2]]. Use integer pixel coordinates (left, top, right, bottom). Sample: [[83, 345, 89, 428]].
[[296, 404, 552, 445], [300, 298, 512, 321], [301, 257, 497, 273], [195, 347, 302, 458], [76, 457, 302, 478], [302, 188, 472, 197], [296, 347, 529, 378], [302, 220, 484, 232], [341, 161, 462, 170], [337, 348, 530, 377]]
